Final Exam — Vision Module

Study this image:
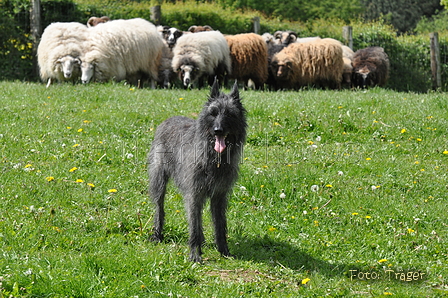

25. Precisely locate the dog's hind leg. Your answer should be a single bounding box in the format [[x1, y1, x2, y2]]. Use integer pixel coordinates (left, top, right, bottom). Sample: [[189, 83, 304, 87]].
[[185, 193, 206, 262], [149, 169, 168, 242], [210, 194, 232, 258]]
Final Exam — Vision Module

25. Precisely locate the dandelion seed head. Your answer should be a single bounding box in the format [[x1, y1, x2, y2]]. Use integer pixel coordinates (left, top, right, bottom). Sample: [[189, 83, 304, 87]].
[[311, 185, 319, 192]]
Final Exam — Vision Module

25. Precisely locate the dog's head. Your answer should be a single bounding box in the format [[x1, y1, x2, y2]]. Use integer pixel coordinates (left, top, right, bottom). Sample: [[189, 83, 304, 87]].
[[199, 78, 247, 153]]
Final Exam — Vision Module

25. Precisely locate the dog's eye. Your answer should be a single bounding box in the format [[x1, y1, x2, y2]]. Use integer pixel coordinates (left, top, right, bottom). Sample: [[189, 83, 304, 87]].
[[209, 106, 219, 117]]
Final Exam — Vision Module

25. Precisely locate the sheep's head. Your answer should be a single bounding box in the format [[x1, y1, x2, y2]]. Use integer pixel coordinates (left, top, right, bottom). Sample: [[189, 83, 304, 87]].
[[353, 65, 374, 88], [80, 60, 96, 84], [271, 60, 292, 79], [177, 64, 200, 89], [188, 25, 213, 33], [87, 16, 110, 27], [56, 56, 81, 79], [274, 31, 297, 45], [164, 27, 183, 48]]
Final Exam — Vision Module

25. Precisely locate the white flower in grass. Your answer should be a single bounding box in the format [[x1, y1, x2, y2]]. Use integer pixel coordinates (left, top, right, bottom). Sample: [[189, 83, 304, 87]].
[[280, 190, 286, 199], [311, 185, 319, 192], [316, 136, 321, 142], [371, 185, 377, 191], [337, 171, 344, 176]]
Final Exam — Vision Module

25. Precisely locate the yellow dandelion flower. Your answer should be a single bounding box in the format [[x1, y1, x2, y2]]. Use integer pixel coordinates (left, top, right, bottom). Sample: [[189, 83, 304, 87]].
[[400, 128, 406, 133], [46, 176, 55, 182], [77, 128, 83, 132], [308, 140, 314, 145], [75, 179, 84, 183], [87, 183, 95, 188], [67, 126, 72, 129], [108, 189, 117, 193], [416, 138, 422, 142], [384, 292, 392, 295], [366, 157, 371, 160], [25, 164, 32, 168], [69, 167, 78, 172], [312, 206, 319, 210], [352, 212, 359, 216], [73, 144, 80, 148], [365, 215, 371, 219], [179, 97, 183, 100], [443, 150, 448, 155], [326, 184, 332, 188], [83, 120, 91, 123], [407, 228, 415, 233], [268, 226, 276, 232], [301, 278, 311, 285], [260, 185, 264, 188], [414, 161, 419, 164], [274, 122, 280, 126], [378, 259, 387, 263]]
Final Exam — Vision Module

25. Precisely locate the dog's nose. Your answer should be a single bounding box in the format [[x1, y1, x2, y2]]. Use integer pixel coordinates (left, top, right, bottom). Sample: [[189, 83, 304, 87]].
[[214, 127, 223, 135]]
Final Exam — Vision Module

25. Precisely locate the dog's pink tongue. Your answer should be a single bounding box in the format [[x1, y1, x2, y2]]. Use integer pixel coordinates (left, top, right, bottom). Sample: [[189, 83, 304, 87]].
[[214, 136, 226, 153]]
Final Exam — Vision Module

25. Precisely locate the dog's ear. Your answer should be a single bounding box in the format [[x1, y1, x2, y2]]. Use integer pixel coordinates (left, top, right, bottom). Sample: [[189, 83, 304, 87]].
[[229, 80, 240, 101], [209, 76, 220, 101]]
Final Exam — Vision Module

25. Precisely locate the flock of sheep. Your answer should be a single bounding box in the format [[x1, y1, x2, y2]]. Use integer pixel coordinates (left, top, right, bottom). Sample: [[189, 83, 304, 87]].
[[37, 17, 390, 90]]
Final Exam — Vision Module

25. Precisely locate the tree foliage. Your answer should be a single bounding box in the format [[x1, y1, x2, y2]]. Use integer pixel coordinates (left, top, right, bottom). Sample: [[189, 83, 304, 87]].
[[360, 0, 443, 33], [217, 0, 364, 23]]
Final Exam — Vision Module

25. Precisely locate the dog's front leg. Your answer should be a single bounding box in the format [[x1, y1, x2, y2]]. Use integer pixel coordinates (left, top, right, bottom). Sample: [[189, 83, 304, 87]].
[[186, 194, 206, 262], [210, 195, 232, 258]]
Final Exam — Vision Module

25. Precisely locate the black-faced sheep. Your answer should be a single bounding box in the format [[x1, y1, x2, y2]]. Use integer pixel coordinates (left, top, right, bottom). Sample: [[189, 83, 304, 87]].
[[352, 46, 390, 88], [161, 27, 184, 49], [80, 18, 164, 87], [157, 40, 176, 88], [87, 16, 110, 27], [171, 30, 231, 89], [188, 25, 214, 33], [265, 43, 287, 90], [270, 38, 344, 90], [224, 33, 268, 89], [37, 22, 88, 87]]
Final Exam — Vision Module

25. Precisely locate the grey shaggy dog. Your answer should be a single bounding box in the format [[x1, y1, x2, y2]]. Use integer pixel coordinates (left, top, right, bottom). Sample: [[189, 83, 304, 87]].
[[148, 79, 247, 262]]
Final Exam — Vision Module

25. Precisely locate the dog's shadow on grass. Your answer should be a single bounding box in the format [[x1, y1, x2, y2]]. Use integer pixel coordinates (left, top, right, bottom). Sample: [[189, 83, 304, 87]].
[[230, 234, 358, 279]]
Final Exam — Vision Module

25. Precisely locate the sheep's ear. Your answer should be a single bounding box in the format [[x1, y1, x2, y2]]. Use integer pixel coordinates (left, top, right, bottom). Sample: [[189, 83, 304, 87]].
[[209, 76, 220, 101], [56, 58, 62, 64], [188, 25, 197, 33], [74, 58, 81, 64], [229, 80, 240, 101]]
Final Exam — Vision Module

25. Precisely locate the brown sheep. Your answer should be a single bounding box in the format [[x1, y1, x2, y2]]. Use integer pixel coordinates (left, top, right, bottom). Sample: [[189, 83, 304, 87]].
[[352, 46, 390, 88], [225, 33, 268, 89], [270, 38, 344, 90]]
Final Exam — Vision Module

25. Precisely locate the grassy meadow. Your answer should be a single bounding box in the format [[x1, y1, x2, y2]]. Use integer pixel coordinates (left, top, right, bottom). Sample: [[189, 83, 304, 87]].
[[0, 81, 447, 297]]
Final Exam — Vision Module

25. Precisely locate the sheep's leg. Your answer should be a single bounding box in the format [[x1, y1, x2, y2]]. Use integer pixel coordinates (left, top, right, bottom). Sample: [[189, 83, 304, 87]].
[[46, 78, 52, 88]]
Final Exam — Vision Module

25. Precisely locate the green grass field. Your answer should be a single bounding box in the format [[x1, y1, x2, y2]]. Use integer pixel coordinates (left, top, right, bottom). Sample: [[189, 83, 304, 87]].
[[0, 81, 447, 297]]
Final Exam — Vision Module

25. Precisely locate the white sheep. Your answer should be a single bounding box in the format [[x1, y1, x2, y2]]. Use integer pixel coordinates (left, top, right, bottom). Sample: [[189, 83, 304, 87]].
[[80, 18, 164, 87], [37, 22, 88, 87], [171, 30, 231, 89]]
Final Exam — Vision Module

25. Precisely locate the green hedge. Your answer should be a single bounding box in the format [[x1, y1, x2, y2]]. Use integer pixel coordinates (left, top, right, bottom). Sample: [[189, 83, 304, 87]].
[[1, 0, 446, 91]]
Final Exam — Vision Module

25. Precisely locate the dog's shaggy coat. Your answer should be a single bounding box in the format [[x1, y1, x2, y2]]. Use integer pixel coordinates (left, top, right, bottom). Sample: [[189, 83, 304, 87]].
[[148, 79, 247, 262]]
